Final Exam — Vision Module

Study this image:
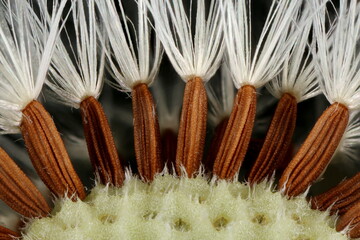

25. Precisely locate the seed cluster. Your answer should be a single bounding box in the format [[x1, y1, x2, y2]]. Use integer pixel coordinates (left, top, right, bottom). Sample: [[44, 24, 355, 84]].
[[0, 0, 359, 239]]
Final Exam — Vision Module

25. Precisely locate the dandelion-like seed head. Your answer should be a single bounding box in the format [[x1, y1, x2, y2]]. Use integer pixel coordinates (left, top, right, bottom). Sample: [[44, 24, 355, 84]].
[[0, 0, 359, 239]]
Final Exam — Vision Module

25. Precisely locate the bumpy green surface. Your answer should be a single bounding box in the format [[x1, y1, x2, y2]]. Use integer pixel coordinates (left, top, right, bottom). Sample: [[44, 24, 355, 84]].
[[23, 174, 347, 240]]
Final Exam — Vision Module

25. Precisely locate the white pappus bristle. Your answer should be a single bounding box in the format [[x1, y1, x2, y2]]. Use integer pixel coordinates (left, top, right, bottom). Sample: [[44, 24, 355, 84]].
[[312, 0, 360, 110], [47, 0, 105, 108], [222, 0, 303, 89], [96, 0, 162, 91], [266, 1, 321, 103], [146, 0, 224, 82], [338, 113, 360, 164], [0, 0, 66, 133], [207, 65, 236, 127]]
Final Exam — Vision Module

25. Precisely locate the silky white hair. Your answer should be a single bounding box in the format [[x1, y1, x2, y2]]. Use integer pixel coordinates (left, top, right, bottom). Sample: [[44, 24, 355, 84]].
[[312, 0, 360, 110], [146, 0, 224, 82], [266, 1, 321, 103], [96, 0, 162, 92], [47, 0, 105, 108], [222, 0, 304, 89], [0, 0, 67, 133]]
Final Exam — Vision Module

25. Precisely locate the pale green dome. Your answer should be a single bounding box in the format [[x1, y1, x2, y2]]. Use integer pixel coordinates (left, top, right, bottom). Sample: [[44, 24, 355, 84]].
[[23, 173, 346, 240]]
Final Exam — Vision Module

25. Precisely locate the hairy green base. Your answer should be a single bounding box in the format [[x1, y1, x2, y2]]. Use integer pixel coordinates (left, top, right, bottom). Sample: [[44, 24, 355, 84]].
[[23, 174, 347, 240]]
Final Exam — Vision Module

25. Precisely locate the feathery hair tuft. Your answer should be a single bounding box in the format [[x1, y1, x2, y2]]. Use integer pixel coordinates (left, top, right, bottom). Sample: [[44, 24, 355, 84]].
[[266, 1, 320, 103], [96, 0, 162, 91], [146, 0, 224, 82], [222, 0, 304, 89], [47, 0, 105, 108], [0, 0, 67, 133], [312, 0, 360, 110]]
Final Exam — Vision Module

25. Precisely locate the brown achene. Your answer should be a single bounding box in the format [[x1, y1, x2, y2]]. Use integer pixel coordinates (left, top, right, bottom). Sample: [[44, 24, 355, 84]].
[[20, 100, 86, 200], [0, 226, 19, 240], [336, 201, 360, 238], [248, 93, 297, 184], [212, 85, 257, 179], [80, 96, 125, 186], [132, 83, 162, 181], [175, 77, 207, 177], [279, 103, 349, 197], [0, 148, 50, 218], [311, 172, 360, 215]]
